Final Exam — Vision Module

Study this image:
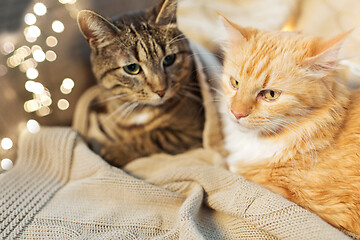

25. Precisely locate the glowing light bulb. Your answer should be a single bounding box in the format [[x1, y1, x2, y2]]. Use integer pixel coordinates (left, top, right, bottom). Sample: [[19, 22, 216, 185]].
[[24, 13, 37, 25], [26, 68, 39, 79], [33, 3, 47, 16], [52, 20, 65, 33], [1, 138, 13, 150], [1, 158, 13, 170], [27, 119, 40, 133], [33, 49, 45, 62], [57, 99, 69, 110], [46, 36, 58, 47]]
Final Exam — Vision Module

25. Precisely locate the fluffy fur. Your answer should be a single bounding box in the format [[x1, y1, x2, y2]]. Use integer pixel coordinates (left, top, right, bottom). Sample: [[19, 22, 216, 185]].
[[76, 0, 204, 166], [219, 15, 360, 235]]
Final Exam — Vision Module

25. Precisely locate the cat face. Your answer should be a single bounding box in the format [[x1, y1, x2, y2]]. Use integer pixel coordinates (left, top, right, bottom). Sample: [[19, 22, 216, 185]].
[[78, 0, 194, 106], [220, 16, 349, 135]]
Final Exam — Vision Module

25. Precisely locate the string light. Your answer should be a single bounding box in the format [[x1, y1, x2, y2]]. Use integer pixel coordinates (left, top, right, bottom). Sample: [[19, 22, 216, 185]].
[[1, 158, 13, 170], [33, 3, 47, 16], [1, 138, 13, 150], [27, 119, 41, 133], [24, 13, 37, 25], [52, 20, 65, 33]]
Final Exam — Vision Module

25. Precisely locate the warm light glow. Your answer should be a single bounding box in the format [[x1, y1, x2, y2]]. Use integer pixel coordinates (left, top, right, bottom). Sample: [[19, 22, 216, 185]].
[[62, 78, 74, 90], [57, 99, 69, 110], [27, 119, 41, 133], [31, 45, 42, 53], [45, 50, 57, 62], [1, 158, 13, 170], [24, 13, 37, 25], [37, 106, 51, 116], [15, 46, 31, 58], [24, 25, 41, 38], [24, 99, 41, 112], [281, 22, 295, 32], [40, 95, 52, 106], [59, 0, 77, 4], [33, 49, 45, 62], [34, 82, 45, 94], [20, 58, 37, 72], [52, 20, 65, 33], [46, 36, 58, 47], [60, 85, 72, 94], [26, 68, 39, 79], [1, 138, 13, 150], [33, 3, 47, 16], [1, 41, 15, 55]]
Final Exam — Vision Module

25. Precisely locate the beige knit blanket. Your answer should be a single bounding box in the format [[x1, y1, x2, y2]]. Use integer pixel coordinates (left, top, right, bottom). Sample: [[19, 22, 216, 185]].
[[0, 45, 350, 239]]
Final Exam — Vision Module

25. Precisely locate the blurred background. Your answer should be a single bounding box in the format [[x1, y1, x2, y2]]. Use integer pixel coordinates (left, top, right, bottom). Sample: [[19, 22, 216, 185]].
[[1, 0, 360, 171]]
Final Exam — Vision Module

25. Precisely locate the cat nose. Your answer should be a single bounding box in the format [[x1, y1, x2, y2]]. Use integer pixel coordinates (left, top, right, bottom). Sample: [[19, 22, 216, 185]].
[[155, 88, 167, 98], [231, 109, 248, 120]]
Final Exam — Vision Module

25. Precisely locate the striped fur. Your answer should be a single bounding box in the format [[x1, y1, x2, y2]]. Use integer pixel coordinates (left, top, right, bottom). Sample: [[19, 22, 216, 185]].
[[220, 16, 360, 236], [77, 0, 204, 166]]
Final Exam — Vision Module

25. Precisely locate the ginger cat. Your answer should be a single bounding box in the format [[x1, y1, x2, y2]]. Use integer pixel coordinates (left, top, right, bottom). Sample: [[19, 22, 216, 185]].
[[219, 15, 360, 236]]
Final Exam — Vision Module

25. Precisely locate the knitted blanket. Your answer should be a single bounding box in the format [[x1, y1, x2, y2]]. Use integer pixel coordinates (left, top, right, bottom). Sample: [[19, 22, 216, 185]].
[[0, 45, 350, 239]]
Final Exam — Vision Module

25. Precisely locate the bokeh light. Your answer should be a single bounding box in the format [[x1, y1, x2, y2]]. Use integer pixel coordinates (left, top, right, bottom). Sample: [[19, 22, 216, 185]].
[[1, 138, 13, 150], [1, 158, 13, 170], [46, 36, 58, 47], [27, 119, 41, 133], [52, 20, 65, 33], [33, 49, 46, 62], [26, 68, 39, 79], [62, 78, 74, 89], [1, 41, 15, 55], [24, 13, 37, 25], [24, 99, 41, 112], [57, 99, 69, 110], [45, 50, 57, 62], [33, 3, 47, 16]]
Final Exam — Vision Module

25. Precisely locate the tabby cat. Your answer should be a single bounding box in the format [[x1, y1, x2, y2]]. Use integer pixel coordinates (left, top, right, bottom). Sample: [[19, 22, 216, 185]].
[[219, 15, 360, 235], [76, 0, 204, 167]]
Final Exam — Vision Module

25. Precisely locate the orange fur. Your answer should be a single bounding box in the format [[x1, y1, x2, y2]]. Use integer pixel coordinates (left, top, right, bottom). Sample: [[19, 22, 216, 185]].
[[220, 16, 360, 235]]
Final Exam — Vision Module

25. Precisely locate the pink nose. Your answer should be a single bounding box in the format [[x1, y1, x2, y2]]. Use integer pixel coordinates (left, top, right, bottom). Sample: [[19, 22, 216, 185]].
[[231, 109, 248, 120], [155, 88, 167, 98]]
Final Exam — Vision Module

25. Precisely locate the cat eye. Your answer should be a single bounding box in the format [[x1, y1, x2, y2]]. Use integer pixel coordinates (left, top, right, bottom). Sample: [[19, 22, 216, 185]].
[[230, 77, 239, 89], [124, 64, 142, 75], [261, 90, 281, 101], [163, 54, 176, 67]]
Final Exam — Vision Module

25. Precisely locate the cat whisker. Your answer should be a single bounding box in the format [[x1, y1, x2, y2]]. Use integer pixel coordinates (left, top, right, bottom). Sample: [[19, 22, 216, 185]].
[[92, 94, 128, 106], [103, 102, 132, 123]]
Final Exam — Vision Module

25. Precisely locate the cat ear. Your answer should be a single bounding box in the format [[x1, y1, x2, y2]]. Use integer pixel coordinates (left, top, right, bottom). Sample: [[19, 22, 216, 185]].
[[218, 13, 254, 45], [77, 10, 118, 48], [303, 30, 353, 74], [155, 0, 177, 25]]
